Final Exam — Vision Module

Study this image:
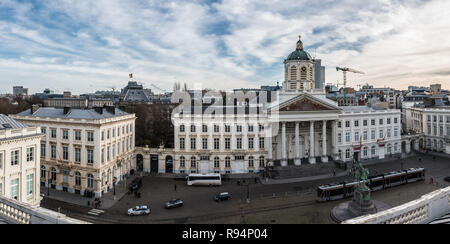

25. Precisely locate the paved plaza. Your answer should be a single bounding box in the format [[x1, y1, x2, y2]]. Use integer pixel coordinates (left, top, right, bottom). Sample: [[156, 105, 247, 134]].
[[40, 154, 450, 224]]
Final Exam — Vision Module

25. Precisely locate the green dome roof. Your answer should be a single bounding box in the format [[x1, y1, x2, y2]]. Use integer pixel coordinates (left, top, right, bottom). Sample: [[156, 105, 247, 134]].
[[286, 35, 312, 61]]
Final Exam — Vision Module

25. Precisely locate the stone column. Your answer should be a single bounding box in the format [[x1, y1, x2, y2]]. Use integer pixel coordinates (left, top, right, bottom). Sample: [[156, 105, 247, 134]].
[[294, 122, 301, 166], [281, 122, 287, 166], [309, 121, 316, 164], [321, 120, 328, 163], [332, 120, 338, 160], [267, 124, 273, 166]]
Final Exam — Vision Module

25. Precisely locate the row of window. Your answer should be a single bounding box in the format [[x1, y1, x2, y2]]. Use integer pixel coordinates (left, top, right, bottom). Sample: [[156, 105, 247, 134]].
[[41, 144, 95, 164], [338, 143, 400, 160], [179, 124, 265, 133], [338, 117, 399, 128], [178, 156, 265, 168], [3, 174, 34, 200], [179, 137, 265, 150], [426, 115, 450, 123], [42, 127, 95, 142], [426, 125, 450, 136], [101, 139, 133, 163], [337, 128, 400, 143], [0, 148, 35, 169], [41, 166, 95, 188], [101, 124, 133, 141]]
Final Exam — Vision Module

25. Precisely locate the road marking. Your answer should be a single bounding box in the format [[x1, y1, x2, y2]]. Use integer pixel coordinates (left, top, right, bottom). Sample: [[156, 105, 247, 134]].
[[88, 209, 105, 216]]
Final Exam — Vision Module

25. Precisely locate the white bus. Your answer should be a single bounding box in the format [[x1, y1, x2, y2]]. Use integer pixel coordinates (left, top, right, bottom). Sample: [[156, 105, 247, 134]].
[[187, 173, 222, 186]]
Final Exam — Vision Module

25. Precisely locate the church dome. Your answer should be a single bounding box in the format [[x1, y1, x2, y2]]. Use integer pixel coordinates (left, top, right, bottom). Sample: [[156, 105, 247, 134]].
[[286, 35, 312, 61]]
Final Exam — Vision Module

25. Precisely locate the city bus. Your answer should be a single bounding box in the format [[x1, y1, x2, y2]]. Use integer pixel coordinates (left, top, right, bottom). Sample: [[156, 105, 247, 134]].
[[187, 173, 222, 186]]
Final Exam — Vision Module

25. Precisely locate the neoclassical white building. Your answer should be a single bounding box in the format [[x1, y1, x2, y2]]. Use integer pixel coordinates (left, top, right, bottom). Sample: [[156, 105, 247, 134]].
[[409, 106, 450, 153], [0, 114, 43, 206], [11, 106, 136, 197], [165, 36, 403, 175]]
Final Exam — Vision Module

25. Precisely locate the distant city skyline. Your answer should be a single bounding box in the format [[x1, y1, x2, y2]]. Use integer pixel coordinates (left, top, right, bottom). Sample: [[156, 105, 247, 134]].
[[1, 0, 450, 94]]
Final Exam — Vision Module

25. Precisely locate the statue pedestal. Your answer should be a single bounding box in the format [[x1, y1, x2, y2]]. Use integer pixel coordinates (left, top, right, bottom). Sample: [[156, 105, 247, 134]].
[[348, 188, 377, 216]]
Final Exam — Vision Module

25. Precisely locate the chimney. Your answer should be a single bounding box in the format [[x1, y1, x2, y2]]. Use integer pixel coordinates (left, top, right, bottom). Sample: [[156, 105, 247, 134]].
[[105, 106, 115, 114], [94, 107, 103, 114], [63, 107, 71, 115], [31, 104, 40, 114]]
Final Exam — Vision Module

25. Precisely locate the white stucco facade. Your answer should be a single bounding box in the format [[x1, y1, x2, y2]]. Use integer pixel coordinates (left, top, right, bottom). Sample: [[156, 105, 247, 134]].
[[0, 115, 42, 206]]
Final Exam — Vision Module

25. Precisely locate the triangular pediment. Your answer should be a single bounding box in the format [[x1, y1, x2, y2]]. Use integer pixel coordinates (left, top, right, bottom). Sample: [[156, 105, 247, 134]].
[[276, 94, 341, 112]]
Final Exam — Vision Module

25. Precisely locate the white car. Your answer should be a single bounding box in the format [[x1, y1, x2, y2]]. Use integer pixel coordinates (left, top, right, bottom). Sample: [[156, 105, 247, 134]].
[[127, 205, 150, 216]]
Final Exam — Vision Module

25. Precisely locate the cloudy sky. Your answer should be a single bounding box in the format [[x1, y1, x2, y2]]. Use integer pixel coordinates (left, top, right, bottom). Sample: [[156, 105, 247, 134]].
[[0, 0, 449, 94]]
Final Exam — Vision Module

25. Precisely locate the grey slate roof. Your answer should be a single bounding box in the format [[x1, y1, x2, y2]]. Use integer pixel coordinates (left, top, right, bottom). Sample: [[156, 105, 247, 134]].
[[16, 107, 129, 120], [0, 114, 28, 129], [341, 106, 387, 112]]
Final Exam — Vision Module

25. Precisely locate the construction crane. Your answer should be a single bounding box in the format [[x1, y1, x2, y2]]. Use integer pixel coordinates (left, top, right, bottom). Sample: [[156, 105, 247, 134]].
[[336, 67, 365, 105]]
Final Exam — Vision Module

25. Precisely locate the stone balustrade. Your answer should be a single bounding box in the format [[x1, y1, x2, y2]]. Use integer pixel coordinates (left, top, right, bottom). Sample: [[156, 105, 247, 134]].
[[0, 196, 89, 224], [343, 186, 450, 224]]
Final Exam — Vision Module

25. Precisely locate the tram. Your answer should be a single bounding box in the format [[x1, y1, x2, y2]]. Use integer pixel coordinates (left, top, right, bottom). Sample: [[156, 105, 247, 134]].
[[317, 167, 425, 202]]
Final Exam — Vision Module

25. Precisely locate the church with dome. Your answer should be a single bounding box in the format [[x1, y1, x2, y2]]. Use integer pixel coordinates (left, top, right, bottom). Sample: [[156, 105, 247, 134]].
[[139, 36, 403, 175]]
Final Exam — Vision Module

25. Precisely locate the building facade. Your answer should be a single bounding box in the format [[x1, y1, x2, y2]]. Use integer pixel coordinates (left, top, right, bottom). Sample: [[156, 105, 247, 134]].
[[410, 107, 450, 153], [11, 107, 136, 197], [0, 114, 42, 206], [163, 37, 403, 175]]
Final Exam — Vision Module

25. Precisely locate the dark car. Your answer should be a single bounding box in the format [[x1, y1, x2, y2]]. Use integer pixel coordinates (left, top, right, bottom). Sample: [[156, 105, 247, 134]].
[[165, 199, 184, 209], [215, 192, 231, 202], [444, 176, 450, 182]]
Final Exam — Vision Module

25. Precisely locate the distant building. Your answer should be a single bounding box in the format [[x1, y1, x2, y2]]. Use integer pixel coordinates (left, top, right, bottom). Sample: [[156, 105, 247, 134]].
[[13, 86, 29, 98], [120, 81, 150, 103], [0, 114, 43, 206]]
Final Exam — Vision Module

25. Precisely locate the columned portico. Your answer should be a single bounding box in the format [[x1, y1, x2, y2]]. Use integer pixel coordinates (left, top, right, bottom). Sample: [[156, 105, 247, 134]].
[[268, 92, 342, 167]]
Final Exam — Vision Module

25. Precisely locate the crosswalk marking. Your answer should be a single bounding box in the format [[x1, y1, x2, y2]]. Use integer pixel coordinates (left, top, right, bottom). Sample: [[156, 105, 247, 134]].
[[88, 209, 105, 216]]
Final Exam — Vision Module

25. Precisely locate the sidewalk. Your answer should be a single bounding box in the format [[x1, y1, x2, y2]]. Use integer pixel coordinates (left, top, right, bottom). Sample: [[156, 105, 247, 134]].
[[260, 171, 349, 185], [40, 175, 138, 210]]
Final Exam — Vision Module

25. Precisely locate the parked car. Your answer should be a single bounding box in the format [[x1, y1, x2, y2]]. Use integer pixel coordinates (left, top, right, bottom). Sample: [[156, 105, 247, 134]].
[[215, 192, 231, 202], [165, 199, 184, 209], [127, 205, 150, 216], [444, 176, 450, 182]]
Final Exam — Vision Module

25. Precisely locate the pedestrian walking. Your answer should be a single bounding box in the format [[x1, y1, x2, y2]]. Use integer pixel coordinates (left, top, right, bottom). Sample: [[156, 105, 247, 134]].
[[174, 184, 177, 192], [333, 170, 336, 177]]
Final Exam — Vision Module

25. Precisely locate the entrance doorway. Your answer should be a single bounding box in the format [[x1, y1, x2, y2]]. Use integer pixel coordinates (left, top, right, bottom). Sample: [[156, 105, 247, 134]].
[[136, 154, 144, 172], [151, 155, 159, 173], [165, 156, 173, 173]]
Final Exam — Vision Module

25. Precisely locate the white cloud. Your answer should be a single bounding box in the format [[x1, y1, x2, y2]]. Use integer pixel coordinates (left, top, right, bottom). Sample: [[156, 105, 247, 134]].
[[0, 0, 449, 95]]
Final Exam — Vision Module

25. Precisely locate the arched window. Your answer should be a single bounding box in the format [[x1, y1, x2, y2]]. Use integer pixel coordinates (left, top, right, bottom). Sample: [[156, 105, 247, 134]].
[[190, 157, 196, 168], [338, 150, 342, 160], [75, 172, 81, 186], [345, 149, 351, 159], [259, 156, 265, 168], [180, 156, 185, 168], [87, 174, 94, 188], [363, 147, 368, 157], [371, 146, 376, 157], [248, 156, 254, 168], [394, 143, 398, 152], [387, 144, 392, 154], [51, 168, 56, 181], [225, 157, 231, 168], [290, 66, 297, 80], [214, 157, 220, 168], [41, 166, 46, 179]]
